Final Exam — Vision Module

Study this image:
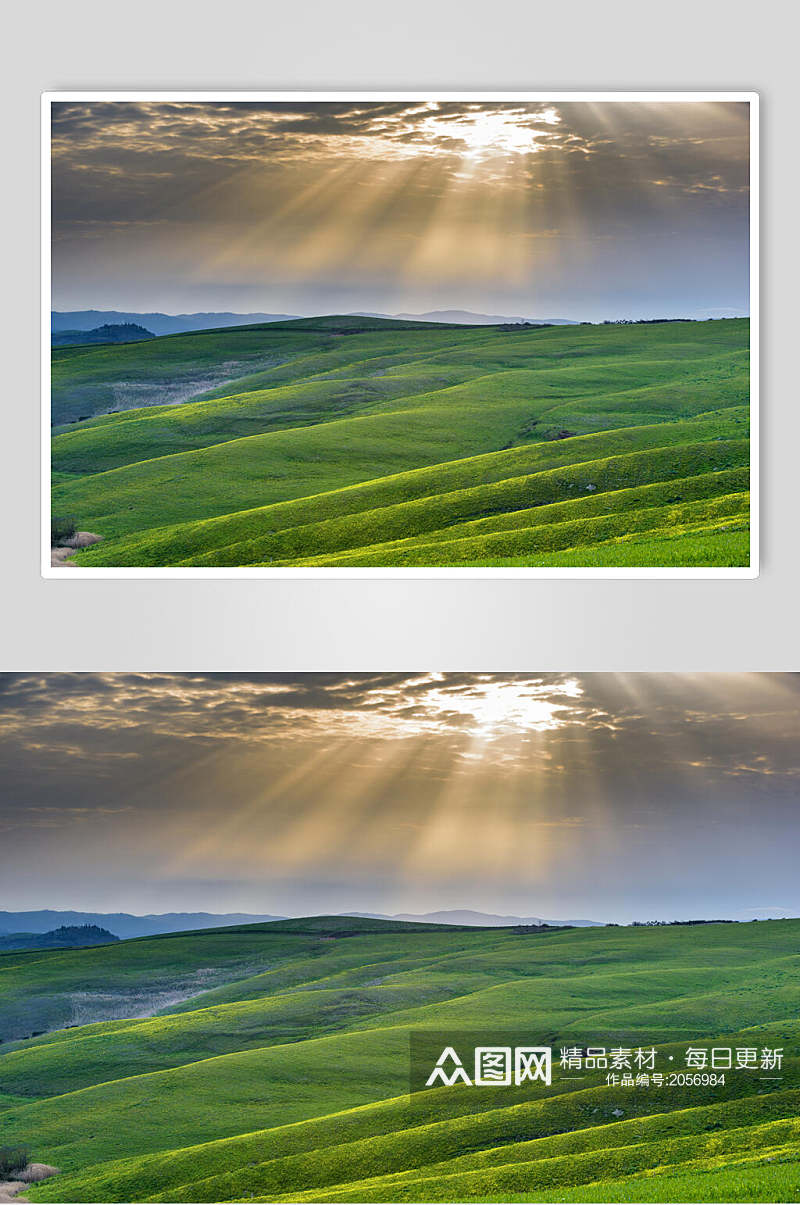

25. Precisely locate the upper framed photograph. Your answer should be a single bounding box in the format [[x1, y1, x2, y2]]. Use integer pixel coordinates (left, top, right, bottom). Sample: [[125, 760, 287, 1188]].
[[42, 92, 757, 577]]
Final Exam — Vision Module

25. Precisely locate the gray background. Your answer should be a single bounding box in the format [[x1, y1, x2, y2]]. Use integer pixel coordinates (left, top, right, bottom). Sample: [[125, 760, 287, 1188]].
[[1, 0, 795, 670]]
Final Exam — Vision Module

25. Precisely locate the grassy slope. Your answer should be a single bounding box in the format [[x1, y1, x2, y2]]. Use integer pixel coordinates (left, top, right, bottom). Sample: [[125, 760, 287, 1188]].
[[50, 318, 751, 568], [51, 317, 460, 426], [0, 917, 796, 1203]]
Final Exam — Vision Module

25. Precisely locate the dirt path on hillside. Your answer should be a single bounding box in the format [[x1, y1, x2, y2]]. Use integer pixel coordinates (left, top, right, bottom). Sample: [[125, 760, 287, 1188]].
[[50, 532, 102, 567]]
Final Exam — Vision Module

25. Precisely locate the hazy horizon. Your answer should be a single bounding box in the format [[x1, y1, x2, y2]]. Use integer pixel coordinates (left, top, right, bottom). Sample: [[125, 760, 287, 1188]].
[[50, 306, 750, 323], [51, 100, 750, 321], [1, 905, 794, 926], [1, 674, 795, 923]]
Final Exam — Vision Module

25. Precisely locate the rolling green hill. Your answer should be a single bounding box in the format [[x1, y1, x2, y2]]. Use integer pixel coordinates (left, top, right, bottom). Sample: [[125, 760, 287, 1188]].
[[50, 317, 751, 568], [0, 917, 796, 1202]]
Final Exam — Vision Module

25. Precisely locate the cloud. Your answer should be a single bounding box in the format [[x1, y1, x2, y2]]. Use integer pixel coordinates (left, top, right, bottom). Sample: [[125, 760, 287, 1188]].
[[0, 671, 590, 751], [0, 672, 796, 786]]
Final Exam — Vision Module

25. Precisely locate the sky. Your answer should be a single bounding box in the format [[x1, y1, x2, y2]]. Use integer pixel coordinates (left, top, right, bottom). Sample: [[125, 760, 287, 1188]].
[[0, 673, 796, 923], [50, 99, 751, 321]]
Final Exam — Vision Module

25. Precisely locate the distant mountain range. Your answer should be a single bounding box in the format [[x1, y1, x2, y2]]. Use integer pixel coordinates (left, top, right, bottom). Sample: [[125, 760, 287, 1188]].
[[51, 310, 302, 336], [0, 908, 601, 938], [0, 910, 285, 939], [51, 309, 579, 337], [387, 310, 578, 326], [52, 323, 154, 347], [346, 910, 603, 927]]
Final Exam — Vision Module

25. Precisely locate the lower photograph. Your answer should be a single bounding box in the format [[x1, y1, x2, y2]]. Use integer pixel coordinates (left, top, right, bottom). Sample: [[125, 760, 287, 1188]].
[[0, 672, 797, 1204]]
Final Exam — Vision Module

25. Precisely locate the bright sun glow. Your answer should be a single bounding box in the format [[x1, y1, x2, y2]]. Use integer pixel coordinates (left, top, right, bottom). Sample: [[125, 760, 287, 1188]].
[[417, 108, 562, 161], [419, 678, 581, 738]]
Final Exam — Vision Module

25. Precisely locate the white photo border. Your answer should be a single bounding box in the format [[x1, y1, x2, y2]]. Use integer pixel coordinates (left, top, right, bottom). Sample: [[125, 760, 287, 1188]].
[[41, 91, 759, 580]]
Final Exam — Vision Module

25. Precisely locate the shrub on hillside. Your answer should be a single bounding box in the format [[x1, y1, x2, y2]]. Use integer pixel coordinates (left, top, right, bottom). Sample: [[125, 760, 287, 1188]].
[[51, 516, 77, 545], [0, 1145, 30, 1178]]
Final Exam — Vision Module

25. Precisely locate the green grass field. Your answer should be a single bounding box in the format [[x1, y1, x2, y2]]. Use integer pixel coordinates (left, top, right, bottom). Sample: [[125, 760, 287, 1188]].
[[50, 316, 751, 568], [1, 916, 796, 1202]]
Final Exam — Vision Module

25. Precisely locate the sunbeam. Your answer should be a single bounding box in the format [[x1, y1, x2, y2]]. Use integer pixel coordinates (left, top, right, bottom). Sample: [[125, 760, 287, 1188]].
[[1, 673, 791, 920], [51, 99, 751, 318]]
